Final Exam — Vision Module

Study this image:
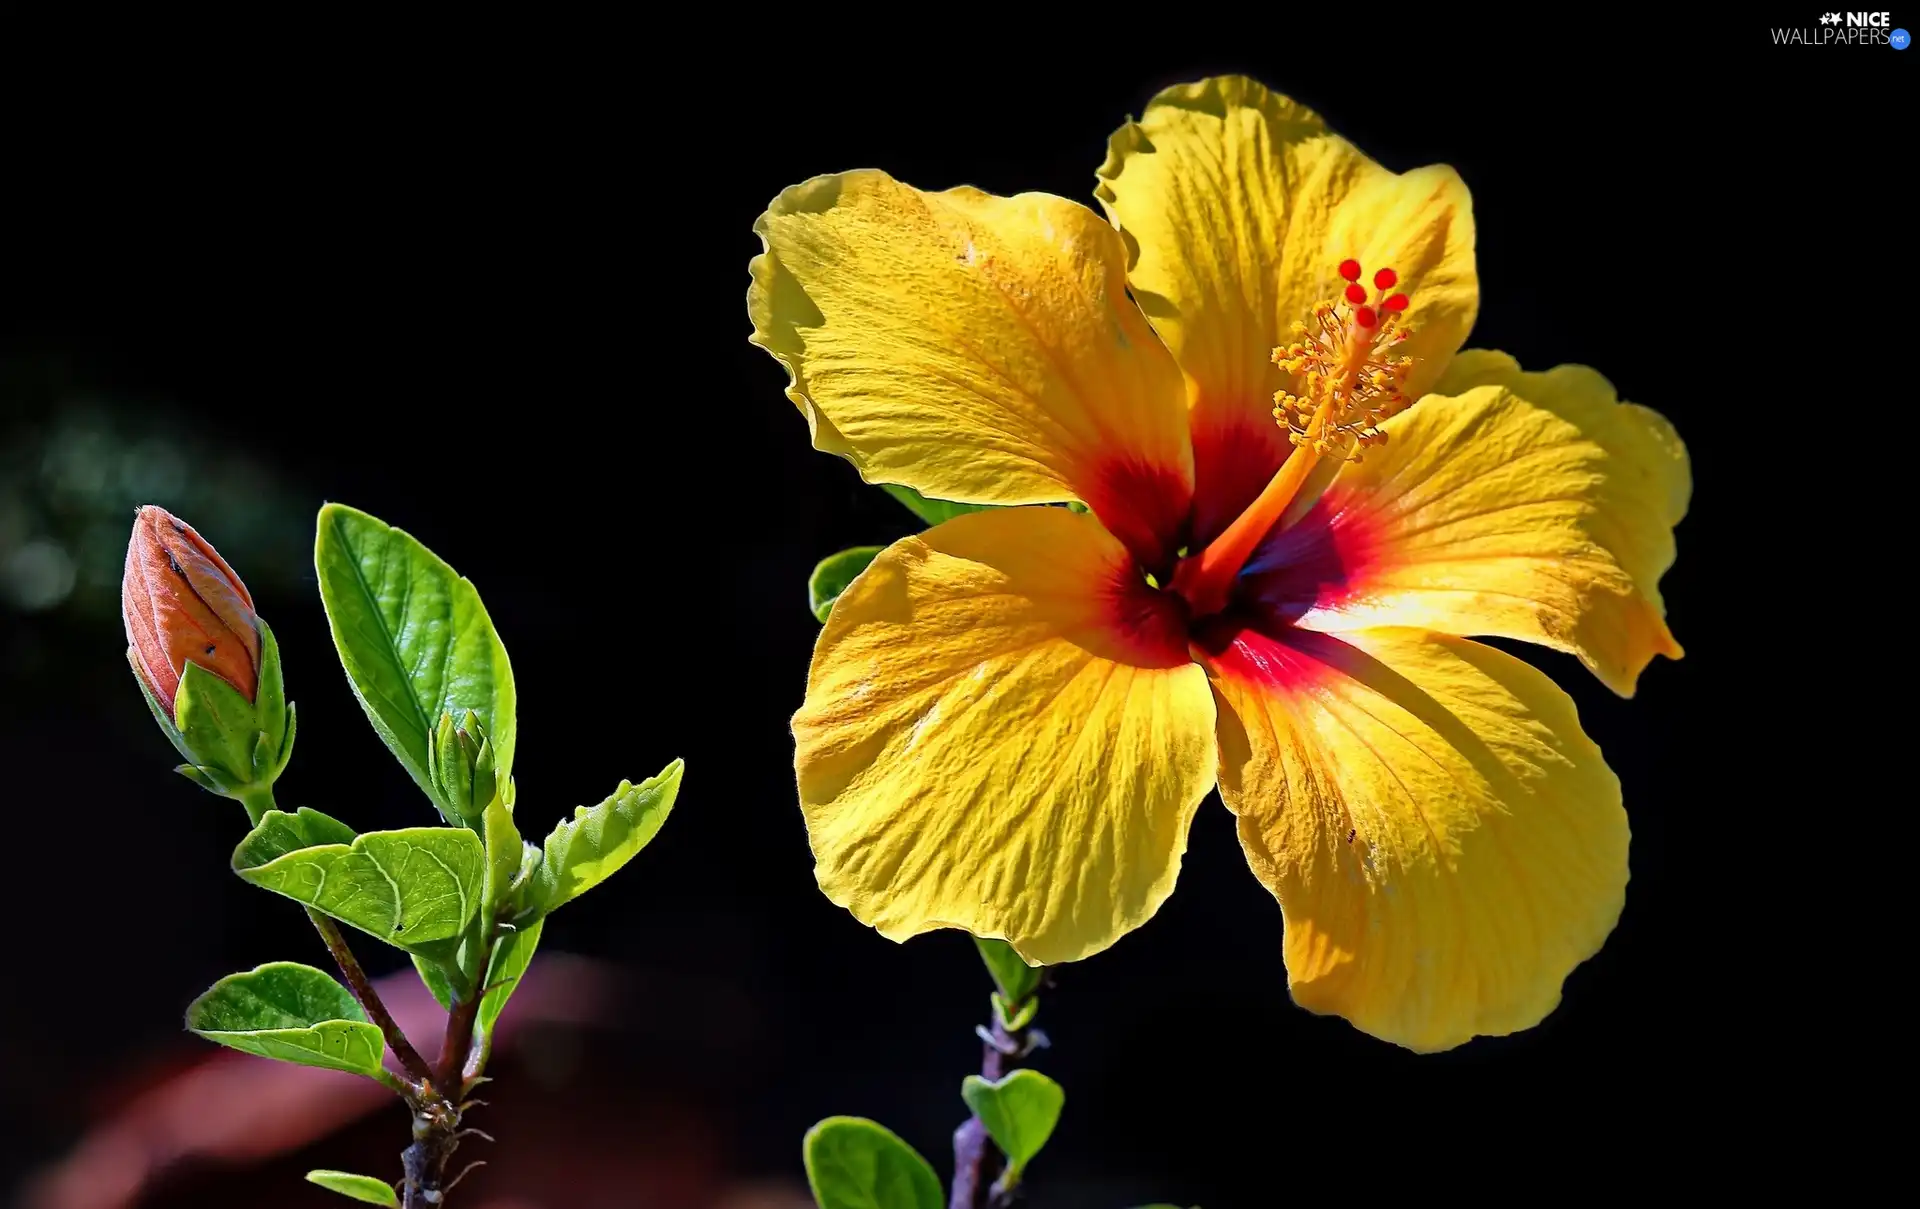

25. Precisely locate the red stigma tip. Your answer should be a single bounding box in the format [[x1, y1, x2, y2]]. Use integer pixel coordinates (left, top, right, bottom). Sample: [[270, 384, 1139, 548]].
[[1338, 258, 1362, 282], [1354, 305, 1378, 328], [1384, 293, 1409, 312], [1373, 267, 1398, 290], [1344, 283, 1368, 305]]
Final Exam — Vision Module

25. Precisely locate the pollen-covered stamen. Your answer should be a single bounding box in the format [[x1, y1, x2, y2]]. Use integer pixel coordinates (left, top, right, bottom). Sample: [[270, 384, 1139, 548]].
[[1268, 260, 1418, 464]]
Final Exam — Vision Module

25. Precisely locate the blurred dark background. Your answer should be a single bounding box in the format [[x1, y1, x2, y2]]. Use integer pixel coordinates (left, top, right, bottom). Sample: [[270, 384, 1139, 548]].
[[0, 24, 1888, 1209]]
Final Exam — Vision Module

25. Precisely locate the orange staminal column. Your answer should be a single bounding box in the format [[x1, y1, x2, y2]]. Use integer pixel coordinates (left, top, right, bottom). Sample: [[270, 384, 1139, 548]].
[[1168, 259, 1417, 619]]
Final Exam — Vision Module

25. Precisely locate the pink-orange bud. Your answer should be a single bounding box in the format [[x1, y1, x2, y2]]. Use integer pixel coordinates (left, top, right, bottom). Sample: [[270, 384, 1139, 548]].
[[122, 506, 261, 708]]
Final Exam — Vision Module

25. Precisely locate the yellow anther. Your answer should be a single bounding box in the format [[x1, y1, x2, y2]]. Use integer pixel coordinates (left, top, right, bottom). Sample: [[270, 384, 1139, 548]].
[[1266, 260, 1420, 462]]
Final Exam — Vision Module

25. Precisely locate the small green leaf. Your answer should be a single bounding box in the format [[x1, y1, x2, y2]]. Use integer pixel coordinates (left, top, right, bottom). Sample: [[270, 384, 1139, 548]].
[[315, 503, 517, 823], [803, 1116, 943, 1209], [961, 1069, 1064, 1182], [234, 824, 486, 951], [233, 808, 358, 867], [974, 937, 1042, 1004], [992, 991, 1038, 1033], [305, 1170, 399, 1206], [413, 954, 457, 1011], [186, 962, 383, 1077], [252, 619, 293, 778], [174, 661, 263, 791], [477, 915, 543, 1045], [483, 792, 523, 913], [528, 760, 683, 915], [881, 484, 995, 526], [809, 546, 883, 622]]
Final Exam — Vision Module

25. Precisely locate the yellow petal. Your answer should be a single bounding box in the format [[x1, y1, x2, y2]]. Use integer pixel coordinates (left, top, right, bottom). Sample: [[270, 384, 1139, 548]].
[[750, 171, 1195, 567], [1202, 624, 1627, 1053], [1094, 75, 1477, 542], [795, 507, 1216, 965], [1247, 351, 1688, 697]]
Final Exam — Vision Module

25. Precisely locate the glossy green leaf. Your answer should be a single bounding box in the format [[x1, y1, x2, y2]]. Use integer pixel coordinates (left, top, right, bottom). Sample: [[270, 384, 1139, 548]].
[[973, 937, 1042, 1004], [234, 824, 486, 950], [174, 662, 262, 791], [406, 790, 523, 1003], [809, 546, 883, 622], [483, 792, 523, 913], [185, 962, 383, 1077], [412, 953, 458, 1012], [233, 808, 358, 868], [961, 1070, 1064, 1181], [315, 503, 517, 822], [477, 915, 543, 1044], [803, 1116, 943, 1209], [305, 1170, 399, 1206], [528, 760, 683, 915], [881, 484, 994, 527], [993, 992, 1038, 1033]]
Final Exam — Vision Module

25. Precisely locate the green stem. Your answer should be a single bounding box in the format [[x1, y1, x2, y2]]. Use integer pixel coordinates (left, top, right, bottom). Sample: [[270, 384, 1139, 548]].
[[441, 915, 504, 1094], [235, 784, 276, 827]]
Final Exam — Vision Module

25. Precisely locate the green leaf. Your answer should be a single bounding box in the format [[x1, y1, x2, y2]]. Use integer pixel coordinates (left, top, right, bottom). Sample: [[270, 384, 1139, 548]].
[[315, 503, 517, 823], [809, 546, 883, 622], [305, 1170, 399, 1206], [413, 954, 457, 1011], [234, 824, 487, 950], [961, 1070, 1064, 1182], [992, 992, 1038, 1033], [483, 792, 523, 913], [477, 915, 543, 1045], [185, 962, 383, 1077], [233, 808, 358, 868], [527, 760, 683, 915], [802, 1116, 943, 1209], [174, 661, 263, 791], [973, 937, 1042, 1004], [881, 484, 994, 527], [251, 619, 294, 780]]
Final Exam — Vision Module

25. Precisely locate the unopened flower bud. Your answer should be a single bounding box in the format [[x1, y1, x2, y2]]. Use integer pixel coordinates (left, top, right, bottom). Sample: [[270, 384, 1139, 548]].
[[429, 710, 499, 828], [123, 506, 260, 707], [121, 505, 293, 817]]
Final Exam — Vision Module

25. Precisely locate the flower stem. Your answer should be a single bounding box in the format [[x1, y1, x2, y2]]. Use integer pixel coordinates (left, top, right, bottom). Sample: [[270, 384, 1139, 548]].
[[951, 982, 1045, 1209], [236, 784, 276, 827]]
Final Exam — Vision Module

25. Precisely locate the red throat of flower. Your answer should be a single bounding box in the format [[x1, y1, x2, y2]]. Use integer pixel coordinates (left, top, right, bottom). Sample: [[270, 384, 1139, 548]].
[[1169, 260, 1417, 618]]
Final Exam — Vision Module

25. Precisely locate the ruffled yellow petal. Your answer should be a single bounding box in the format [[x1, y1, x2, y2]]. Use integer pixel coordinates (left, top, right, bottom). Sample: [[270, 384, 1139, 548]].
[[1202, 624, 1627, 1053], [750, 171, 1195, 566], [1094, 75, 1477, 541], [795, 508, 1216, 966], [1256, 351, 1688, 697]]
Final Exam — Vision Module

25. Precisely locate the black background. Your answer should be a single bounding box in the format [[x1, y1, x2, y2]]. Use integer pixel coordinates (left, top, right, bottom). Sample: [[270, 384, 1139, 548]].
[[0, 23, 1891, 1208]]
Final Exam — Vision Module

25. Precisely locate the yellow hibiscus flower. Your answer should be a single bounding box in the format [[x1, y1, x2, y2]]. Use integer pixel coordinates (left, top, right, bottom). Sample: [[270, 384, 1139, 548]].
[[747, 75, 1689, 1053]]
